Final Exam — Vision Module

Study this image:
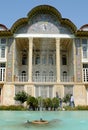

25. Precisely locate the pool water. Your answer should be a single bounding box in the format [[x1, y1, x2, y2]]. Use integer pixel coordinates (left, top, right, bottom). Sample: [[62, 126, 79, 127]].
[[0, 111, 88, 130]]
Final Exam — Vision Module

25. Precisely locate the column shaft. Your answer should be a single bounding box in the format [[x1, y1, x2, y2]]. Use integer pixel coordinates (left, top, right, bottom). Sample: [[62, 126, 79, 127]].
[[28, 38, 33, 82], [56, 39, 60, 82]]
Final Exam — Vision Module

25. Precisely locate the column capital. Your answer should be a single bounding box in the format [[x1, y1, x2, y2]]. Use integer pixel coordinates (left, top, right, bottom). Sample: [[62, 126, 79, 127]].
[[28, 37, 33, 41], [56, 38, 60, 43], [56, 38, 60, 47]]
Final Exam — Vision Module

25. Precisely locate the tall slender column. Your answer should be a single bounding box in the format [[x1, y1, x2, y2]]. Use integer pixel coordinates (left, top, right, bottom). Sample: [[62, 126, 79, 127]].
[[73, 38, 76, 82], [12, 39, 15, 82], [28, 38, 33, 82], [56, 38, 60, 82]]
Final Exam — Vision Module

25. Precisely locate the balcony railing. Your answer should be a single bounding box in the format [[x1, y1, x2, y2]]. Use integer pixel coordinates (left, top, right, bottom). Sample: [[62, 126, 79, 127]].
[[83, 68, 88, 82], [14, 76, 28, 82], [61, 76, 74, 82], [32, 76, 56, 82], [0, 68, 5, 81], [14, 75, 74, 82]]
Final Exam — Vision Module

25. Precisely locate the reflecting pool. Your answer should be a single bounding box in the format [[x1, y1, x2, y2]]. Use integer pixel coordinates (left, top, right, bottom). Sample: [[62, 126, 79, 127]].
[[0, 111, 88, 130]]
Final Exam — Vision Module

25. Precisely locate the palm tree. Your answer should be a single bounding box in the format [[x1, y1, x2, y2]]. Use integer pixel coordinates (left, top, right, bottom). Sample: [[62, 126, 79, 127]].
[[27, 96, 38, 110]]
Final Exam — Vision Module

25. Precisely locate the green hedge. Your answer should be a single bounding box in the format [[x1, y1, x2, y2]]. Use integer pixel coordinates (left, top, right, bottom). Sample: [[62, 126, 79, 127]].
[[0, 105, 27, 111], [75, 105, 88, 110], [1, 105, 88, 111], [64, 105, 88, 111]]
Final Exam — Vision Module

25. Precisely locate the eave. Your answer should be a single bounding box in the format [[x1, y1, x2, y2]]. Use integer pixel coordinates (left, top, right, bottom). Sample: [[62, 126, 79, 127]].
[[27, 5, 62, 20], [0, 30, 12, 37], [76, 30, 88, 37], [61, 18, 77, 34], [11, 18, 28, 33]]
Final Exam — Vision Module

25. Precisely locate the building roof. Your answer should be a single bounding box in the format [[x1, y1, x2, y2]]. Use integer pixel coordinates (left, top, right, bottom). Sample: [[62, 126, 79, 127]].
[[0, 5, 88, 37]]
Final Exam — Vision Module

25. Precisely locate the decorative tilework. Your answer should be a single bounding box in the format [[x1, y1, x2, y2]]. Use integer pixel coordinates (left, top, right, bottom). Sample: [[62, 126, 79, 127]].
[[6, 38, 14, 82], [75, 38, 82, 82], [16, 14, 72, 34]]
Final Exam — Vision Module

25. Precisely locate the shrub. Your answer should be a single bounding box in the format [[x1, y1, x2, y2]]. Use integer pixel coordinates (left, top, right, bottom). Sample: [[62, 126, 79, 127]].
[[0, 105, 27, 110], [63, 94, 71, 103], [63, 105, 88, 111], [52, 97, 59, 110], [14, 91, 28, 104], [63, 106, 75, 111], [75, 105, 88, 110]]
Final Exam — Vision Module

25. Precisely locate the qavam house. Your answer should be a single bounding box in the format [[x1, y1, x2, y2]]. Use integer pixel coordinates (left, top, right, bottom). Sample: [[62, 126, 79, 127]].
[[0, 5, 88, 106]]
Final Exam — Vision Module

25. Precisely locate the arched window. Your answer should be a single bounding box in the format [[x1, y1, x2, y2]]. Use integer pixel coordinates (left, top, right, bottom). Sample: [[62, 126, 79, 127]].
[[49, 71, 54, 81], [82, 39, 87, 58], [49, 71, 53, 76], [22, 50, 27, 65], [63, 71, 67, 81], [22, 56, 27, 65], [42, 55, 47, 64], [22, 71, 26, 76], [21, 71, 26, 81], [35, 71, 40, 76], [35, 71, 40, 82], [62, 55, 67, 65], [35, 55, 40, 64], [42, 71, 46, 82], [49, 54, 53, 65]]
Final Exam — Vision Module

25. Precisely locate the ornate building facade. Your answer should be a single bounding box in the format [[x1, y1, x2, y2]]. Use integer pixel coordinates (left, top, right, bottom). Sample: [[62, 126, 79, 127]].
[[0, 5, 88, 106]]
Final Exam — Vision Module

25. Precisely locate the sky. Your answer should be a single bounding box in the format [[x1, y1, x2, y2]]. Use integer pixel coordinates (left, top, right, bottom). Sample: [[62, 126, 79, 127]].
[[0, 0, 88, 29]]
